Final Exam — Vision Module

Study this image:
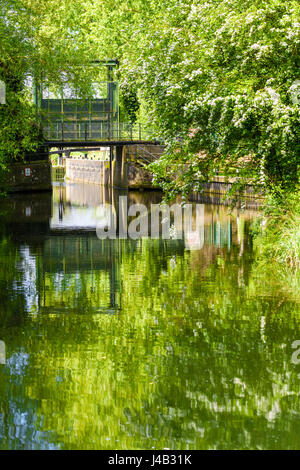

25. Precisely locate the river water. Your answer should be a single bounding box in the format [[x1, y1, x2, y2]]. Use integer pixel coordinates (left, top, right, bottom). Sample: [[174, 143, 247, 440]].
[[0, 183, 299, 450]]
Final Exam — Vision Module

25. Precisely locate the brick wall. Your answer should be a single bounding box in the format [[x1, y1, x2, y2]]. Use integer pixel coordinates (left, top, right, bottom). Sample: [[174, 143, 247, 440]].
[[1, 161, 52, 193]]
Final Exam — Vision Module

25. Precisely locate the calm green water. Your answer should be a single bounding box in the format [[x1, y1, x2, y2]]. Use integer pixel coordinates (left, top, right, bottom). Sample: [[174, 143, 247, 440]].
[[0, 183, 299, 450]]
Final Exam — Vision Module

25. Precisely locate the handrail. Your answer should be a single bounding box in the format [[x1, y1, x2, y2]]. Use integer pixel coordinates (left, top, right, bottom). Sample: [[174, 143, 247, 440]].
[[127, 143, 164, 168], [42, 120, 163, 143]]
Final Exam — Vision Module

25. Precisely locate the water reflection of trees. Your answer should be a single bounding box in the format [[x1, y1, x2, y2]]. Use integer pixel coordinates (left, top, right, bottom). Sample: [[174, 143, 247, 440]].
[[0, 195, 299, 449]]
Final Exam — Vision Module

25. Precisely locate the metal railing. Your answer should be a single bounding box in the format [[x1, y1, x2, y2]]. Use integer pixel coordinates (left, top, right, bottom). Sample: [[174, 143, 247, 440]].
[[42, 121, 160, 142], [128, 144, 163, 167]]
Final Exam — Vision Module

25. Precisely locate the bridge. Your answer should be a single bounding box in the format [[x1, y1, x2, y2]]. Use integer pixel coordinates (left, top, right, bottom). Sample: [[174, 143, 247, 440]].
[[43, 121, 161, 148], [35, 60, 162, 148], [31, 61, 164, 189]]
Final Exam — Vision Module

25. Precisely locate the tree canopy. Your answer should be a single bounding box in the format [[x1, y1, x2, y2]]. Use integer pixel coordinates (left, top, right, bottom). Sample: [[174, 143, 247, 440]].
[[0, 0, 299, 196], [103, 0, 299, 197]]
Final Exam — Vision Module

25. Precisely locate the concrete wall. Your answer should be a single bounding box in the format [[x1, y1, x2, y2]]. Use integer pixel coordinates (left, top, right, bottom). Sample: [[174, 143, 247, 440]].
[[127, 163, 154, 189], [191, 176, 263, 209], [66, 159, 110, 185], [2, 160, 52, 193], [66, 158, 159, 190], [65, 144, 165, 190], [66, 158, 128, 188], [125, 144, 164, 189]]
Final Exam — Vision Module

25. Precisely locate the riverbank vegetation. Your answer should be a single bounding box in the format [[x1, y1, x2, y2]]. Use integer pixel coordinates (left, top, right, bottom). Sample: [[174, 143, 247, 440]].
[[93, 0, 299, 268], [253, 189, 300, 268], [0, 0, 299, 265]]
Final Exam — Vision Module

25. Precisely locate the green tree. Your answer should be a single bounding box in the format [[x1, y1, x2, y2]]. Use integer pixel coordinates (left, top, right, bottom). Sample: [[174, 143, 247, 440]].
[[0, 0, 102, 167]]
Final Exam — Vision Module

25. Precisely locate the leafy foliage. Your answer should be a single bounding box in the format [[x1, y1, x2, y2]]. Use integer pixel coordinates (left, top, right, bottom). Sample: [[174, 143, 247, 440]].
[[1, 0, 299, 197], [119, 83, 140, 124], [0, 0, 103, 165], [110, 0, 300, 198], [253, 188, 300, 268]]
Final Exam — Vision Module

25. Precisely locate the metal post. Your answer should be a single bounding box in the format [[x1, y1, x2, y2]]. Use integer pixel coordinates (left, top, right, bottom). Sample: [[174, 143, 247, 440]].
[[110, 146, 113, 187], [58, 147, 63, 166]]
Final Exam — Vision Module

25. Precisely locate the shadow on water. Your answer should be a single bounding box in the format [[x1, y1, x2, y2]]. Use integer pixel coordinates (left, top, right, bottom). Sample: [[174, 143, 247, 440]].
[[0, 182, 299, 449]]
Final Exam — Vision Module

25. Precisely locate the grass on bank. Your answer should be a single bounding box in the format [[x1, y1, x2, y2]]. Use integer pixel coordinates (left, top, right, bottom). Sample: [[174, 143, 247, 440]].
[[253, 188, 300, 270]]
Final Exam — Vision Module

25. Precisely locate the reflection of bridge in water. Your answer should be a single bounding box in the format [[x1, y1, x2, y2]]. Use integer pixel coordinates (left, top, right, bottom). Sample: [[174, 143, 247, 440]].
[[2, 186, 257, 316], [52, 183, 234, 250]]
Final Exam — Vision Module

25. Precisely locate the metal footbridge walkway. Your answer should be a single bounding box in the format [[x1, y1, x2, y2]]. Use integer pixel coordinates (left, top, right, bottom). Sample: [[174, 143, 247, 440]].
[[43, 121, 162, 148]]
